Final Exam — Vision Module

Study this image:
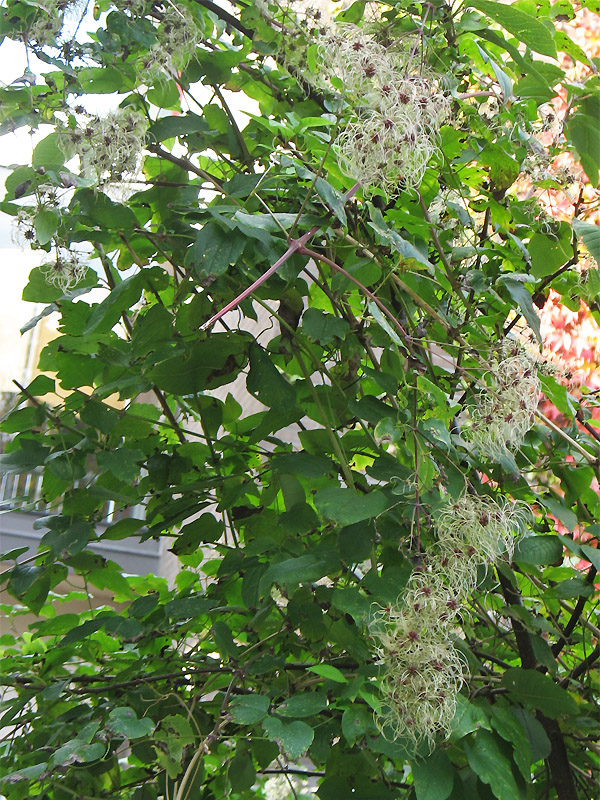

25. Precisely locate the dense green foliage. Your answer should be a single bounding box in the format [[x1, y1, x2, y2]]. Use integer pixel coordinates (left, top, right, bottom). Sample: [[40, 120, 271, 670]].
[[0, 1, 599, 799]]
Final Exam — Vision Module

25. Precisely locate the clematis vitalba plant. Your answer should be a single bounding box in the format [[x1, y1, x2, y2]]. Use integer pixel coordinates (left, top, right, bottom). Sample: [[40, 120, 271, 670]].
[[0, 1, 599, 799]]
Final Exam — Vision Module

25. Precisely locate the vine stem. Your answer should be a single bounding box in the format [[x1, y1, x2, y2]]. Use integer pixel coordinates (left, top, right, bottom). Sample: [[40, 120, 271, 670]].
[[535, 409, 598, 465], [200, 183, 361, 330], [298, 246, 414, 352]]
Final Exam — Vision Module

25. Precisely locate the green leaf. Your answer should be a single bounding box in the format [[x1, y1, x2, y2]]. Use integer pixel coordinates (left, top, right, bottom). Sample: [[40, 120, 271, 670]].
[[230, 695, 270, 725], [148, 334, 246, 395], [276, 692, 327, 719], [153, 715, 195, 779], [567, 114, 600, 186], [528, 225, 572, 278], [164, 596, 214, 620], [545, 577, 593, 600], [247, 343, 296, 408], [490, 706, 532, 781], [50, 740, 105, 767], [40, 520, 92, 557], [77, 65, 133, 93], [464, 729, 525, 800], [572, 218, 600, 267], [106, 707, 154, 740], [34, 208, 59, 245], [185, 223, 246, 279], [469, 0, 557, 57], [341, 706, 377, 746], [229, 750, 256, 793], [539, 375, 577, 419], [314, 177, 347, 226], [579, 543, 600, 571], [301, 307, 350, 345], [2, 762, 48, 783], [272, 452, 334, 478], [149, 112, 208, 141], [500, 277, 542, 343], [509, 709, 551, 761], [259, 553, 333, 594], [262, 717, 314, 759], [32, 133, 65, 171], [514, 535, 563, 565], [540, 496, 578, 530], [501, 669, 578, 718], [97, 448, 144, 482], [0, 439, 50, 473], [412, 749, 455, 800], [83, 273, 144, 335], [88, 561, 134, 599], [314, 487, 391, 526], [368, 301, 406, 349], [449, 695, 492, 741], [306, 664, 348, 683], [24, 375, 55, 396]]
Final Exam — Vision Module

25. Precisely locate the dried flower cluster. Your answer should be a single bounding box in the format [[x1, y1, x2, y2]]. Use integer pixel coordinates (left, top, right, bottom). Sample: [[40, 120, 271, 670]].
[[139, 4, 202, 77], [12, 208, 38, 250], [41, 248, 88, 292], [114, 0, 148, 14], [324, 29, 449, 193], [60, 108, 148, 184], [465, 344, 541, 462], [260, 4, 449, 194], [372, 492, 529, 751], [25, 0, 85, 47], [12, 183, 88, 292]]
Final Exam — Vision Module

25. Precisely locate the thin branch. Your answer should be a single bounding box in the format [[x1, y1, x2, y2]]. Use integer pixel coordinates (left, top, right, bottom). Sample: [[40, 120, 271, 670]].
[[560, 643, 600, 687], [298, 246, 414, 353], [190, 0, 254, 38], [200, 183, 361, 330], [146, 143, 227, 194], [552, 567, 598, 658], [535, 409, 598, 466]]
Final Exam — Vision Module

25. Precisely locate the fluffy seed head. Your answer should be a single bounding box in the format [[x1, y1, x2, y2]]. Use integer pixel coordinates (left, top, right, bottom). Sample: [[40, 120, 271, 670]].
[[60, 108, 147, 184], [41, 249, 87, 292], [465, 345, 541, 461]]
